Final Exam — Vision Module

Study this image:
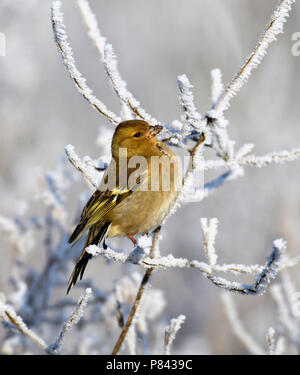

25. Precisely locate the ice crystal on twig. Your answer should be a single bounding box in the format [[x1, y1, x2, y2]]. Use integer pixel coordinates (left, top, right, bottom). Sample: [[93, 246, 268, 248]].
[[213, 0, 295, 113], [164, 315, 186, 355], [51, 0, 121, 124], [47, 288, 93, 354]]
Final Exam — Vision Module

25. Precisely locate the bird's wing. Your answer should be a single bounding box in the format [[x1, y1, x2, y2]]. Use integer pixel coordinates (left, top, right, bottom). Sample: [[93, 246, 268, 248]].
[[68, 161, 149, 245], [68, 187, 131, 245]]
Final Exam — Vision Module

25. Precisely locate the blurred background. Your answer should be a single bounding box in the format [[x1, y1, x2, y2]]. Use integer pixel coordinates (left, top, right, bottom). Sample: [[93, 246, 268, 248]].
[[0, 0, 300, 354]]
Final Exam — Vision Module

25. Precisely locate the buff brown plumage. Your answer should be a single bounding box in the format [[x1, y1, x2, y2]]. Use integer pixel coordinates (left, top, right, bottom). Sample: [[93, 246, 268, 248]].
[[67, 120, 182, 293]]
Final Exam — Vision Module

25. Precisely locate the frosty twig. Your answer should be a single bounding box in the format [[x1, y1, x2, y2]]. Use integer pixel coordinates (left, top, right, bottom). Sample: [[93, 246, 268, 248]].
[[0, 294, 47, 351], [47, 288, 93, 354], [111, 226, 161, 355], [164, 315, 186, 355], [51, 0, 121, 124], [75, 0, 158, 125], [212, 0, 295, 114]]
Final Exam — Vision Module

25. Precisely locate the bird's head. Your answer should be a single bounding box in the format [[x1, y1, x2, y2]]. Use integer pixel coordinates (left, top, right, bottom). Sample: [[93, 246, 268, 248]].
[[111, 120, 163, 158]]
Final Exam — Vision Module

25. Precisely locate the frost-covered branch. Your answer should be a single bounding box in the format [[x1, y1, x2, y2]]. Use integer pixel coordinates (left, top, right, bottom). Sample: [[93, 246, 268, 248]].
[[221, 293, 290, 355], [144, 238, 286, 295], [270, 284, 300, 347], [266, 327, 276, 355], [111, 227, 161, 355], [177, 74, 206, 135], [75, 0, 106, 59], [64, 144, 107, 188], [47, 288, 93, 354], [51, 0, 121, 124], [203, 0, 295, 165], [210, 68, 224, 104], [164, 315, 186, 355], [0, 294, 47, 351], [192, 169, 243, 202], [212, 0, 295, 114], [204, 147, 300, 170], [200, 218, 219, 266], [87, 229, 288, 296], [75, 0, 158, 125], [221, 292, 265, 355], [191, 146, 300, 202]]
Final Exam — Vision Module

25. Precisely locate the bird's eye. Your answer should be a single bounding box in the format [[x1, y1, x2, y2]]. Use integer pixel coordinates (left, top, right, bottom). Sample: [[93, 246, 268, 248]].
[[133, 132, 141, 138]]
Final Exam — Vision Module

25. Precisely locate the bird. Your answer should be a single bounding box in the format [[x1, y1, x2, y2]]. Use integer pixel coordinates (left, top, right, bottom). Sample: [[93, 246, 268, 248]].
[[67, 119, 182, 293]]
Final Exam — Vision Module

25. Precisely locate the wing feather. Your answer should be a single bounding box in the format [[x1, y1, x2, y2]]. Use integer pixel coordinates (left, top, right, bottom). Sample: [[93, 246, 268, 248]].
[[68, 162, 149, 245], [68, 188, 129, 245]]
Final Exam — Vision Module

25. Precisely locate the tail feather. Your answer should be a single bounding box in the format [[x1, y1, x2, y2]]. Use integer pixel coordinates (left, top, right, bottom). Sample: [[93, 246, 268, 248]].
[[67, 222, 111, 294], [68, 218, 88, 244]]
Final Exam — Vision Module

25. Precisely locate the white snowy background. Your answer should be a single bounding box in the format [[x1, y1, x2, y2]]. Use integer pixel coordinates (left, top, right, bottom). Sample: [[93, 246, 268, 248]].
[[0, 0, 300, 354]]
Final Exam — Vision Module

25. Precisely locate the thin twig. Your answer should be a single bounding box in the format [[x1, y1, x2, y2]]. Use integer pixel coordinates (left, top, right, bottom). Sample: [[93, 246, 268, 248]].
[[212, 0, 295, 113], [90, 237, 288, 296], [164, 315, 186, 355], [111, 227, 161, 355], [0, 299, 48, 351], [64, 144, 105, 188], [221, 292, 265, 355], [75, 0, 158, 125], [46, 288, 92, 354], [51, 0, 121, 124]]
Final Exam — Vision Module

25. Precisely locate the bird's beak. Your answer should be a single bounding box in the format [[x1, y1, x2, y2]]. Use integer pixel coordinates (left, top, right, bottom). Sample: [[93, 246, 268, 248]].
[[148, 125, 163, 138]]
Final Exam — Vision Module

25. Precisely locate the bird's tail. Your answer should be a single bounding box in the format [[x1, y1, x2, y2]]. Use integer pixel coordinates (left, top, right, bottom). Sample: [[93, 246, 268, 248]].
[[67, 222, 111, 294]]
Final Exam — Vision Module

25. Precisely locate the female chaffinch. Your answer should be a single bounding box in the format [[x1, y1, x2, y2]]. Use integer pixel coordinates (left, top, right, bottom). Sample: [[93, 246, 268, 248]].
[[67, 120, 182, 293]]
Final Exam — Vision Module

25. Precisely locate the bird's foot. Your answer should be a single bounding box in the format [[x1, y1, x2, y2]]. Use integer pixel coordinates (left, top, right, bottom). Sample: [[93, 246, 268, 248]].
[[127, 234, 137, 246]]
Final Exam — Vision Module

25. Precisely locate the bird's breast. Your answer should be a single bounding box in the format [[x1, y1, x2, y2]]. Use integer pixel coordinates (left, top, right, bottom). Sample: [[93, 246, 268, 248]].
[[106, 189, 179, 237]]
